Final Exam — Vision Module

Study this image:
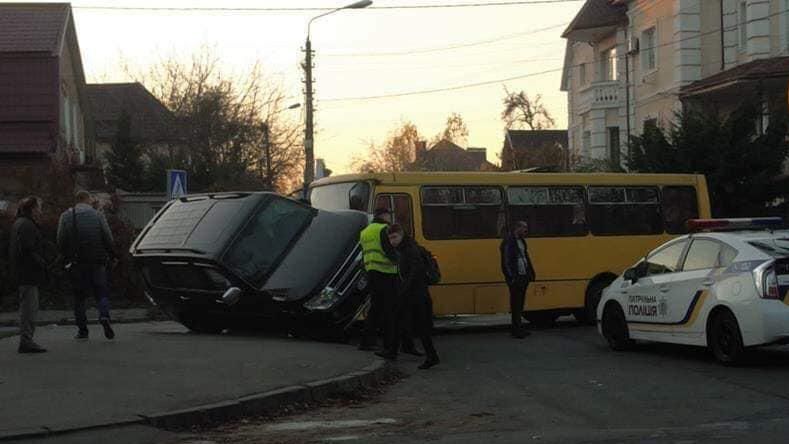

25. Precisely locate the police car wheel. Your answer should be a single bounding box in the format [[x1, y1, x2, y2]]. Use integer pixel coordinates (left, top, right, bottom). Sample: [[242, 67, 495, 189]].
[[708, 310, 744, 365], [584, 280, 610, 325], [601, 303, 633, 351]]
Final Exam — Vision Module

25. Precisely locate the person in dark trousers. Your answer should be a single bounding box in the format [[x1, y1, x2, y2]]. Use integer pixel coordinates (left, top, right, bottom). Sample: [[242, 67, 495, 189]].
[[57, 190, 116, 340], [358, 208, 398, 352], [9, 196, 48, 354], [500, 221, 536, 339], [387, 224, 440, 369]]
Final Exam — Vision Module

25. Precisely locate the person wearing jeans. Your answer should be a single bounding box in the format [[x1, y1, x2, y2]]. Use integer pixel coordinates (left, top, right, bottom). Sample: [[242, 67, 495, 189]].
[[500, 221, 537, 339], [9, 196, 48, 353], [57, 190, 116, 340]]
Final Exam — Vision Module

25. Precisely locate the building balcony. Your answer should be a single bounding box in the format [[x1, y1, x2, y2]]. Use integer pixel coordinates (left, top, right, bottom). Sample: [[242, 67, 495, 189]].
[[578, 80, 622, 114]]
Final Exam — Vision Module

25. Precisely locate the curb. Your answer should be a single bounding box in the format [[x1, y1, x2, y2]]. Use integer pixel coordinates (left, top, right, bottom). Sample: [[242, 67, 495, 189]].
[[0, 359, 395, 441]]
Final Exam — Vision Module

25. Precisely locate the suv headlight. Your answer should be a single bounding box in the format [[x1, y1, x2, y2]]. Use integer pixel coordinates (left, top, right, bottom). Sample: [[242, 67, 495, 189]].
[[304, 287, 339, 311]]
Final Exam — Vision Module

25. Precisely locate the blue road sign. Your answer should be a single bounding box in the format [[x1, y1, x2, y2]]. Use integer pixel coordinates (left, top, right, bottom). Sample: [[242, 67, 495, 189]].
[[166, 169, 188, 200]]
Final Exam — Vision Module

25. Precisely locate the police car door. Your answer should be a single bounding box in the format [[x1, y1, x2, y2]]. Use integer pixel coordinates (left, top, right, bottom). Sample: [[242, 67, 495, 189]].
[[669, 238, 736, 339], [625, 239, 689, 337]]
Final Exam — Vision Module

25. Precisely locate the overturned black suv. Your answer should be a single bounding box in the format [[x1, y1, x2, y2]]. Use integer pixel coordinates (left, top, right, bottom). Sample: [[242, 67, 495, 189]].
[[130, 192, 370, 335]]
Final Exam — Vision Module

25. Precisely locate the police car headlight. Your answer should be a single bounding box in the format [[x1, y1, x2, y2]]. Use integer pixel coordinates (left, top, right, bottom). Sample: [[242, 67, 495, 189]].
[[304, 287, 339, 311]]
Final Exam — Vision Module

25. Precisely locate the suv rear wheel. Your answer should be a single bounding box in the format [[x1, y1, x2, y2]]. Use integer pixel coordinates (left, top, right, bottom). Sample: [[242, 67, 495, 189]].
[[180, 313, 226, 334]]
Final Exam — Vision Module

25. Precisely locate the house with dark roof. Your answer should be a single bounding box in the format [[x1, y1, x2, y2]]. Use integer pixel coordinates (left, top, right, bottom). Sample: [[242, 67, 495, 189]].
[[0, 3, 93, 196], [501, 129, 569, 171], [412, 140, 497, 172], [86, 82, 176, 166]]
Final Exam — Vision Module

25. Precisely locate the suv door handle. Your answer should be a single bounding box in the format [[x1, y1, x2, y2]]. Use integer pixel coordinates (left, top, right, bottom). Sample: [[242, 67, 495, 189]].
[[659, 286, 670, 293]]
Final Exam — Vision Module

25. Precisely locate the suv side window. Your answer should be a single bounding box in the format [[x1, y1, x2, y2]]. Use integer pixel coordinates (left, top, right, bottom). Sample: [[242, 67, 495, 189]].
[[682, 239, 737, 271], [646, 240, 687, 275]]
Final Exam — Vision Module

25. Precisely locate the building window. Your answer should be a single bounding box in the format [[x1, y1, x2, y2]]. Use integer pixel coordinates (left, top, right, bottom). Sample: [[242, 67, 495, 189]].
[[641, 27, 657, 71], [608, 127, 620, 166], [739, 1, 748, 50], [579, 63, 587, 85], [600, 47, 618, 81]]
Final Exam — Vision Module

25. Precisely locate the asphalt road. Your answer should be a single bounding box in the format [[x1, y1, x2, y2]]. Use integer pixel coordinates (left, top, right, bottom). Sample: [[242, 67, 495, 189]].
[[189, 322, 789, 444]]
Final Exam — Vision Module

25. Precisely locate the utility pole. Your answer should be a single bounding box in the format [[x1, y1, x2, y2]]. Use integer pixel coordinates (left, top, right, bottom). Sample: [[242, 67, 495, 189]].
[[303, 38, 315, 192]]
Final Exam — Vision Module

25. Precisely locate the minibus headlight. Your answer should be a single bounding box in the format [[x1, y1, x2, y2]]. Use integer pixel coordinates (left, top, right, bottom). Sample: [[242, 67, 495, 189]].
[[304, 287, 339, 311]]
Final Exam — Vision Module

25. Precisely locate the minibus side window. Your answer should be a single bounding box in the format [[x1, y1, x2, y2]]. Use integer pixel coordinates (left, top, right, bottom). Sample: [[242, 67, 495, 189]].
[[421, 186, 502, 240], [588, 186, 663, 235], [662, 186, 698, 234], [375, 194, 414, 236], [507, 186, 587, 237]]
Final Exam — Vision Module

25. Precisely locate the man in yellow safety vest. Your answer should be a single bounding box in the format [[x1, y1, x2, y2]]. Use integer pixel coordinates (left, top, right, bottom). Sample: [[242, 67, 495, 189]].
[[358, 207, 400, 357]]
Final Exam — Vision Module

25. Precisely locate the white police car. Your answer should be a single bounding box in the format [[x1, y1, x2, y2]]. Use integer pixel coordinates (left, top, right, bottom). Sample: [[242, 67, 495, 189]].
[[598, 218, 789, 364]]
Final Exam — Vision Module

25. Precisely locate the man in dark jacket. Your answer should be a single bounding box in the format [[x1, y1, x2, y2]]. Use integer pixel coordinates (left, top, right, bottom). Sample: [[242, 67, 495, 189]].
[[500, 221, 536, 339], [387, 224, 439, 369], [57, 190, 115, 340], [9, 196, 48, 353]]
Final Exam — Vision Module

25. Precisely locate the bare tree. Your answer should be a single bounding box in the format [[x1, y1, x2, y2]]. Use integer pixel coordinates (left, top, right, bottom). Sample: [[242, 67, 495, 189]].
[[352, 121, 422, 173], [432, 112, 469, 146], [501, 87, 556, 130], [124, 48, 302, 192]]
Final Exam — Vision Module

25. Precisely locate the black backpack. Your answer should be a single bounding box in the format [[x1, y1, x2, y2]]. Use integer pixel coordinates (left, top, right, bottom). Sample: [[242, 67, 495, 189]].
[[418, 245, 441, 285]]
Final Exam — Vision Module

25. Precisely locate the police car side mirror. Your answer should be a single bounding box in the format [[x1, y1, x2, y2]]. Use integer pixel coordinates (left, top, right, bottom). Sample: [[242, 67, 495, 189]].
[[624, 268, 638, 283]]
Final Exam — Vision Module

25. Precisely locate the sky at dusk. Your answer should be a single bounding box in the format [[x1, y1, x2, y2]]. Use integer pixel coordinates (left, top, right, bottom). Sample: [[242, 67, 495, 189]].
[[6, 0, 584, 173]]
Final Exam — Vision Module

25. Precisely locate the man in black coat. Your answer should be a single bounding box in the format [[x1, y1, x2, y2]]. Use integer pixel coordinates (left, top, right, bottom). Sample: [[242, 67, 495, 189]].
[[500, 221, 536, 339], [9, 196, 48, 353]]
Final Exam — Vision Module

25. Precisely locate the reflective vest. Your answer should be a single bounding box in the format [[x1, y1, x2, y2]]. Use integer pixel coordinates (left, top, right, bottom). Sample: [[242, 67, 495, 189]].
[[360, 223, 397, 274]]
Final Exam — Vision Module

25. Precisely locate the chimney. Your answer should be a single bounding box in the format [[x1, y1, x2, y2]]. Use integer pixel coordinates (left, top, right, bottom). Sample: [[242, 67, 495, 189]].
[[415, 140, 427, 162]]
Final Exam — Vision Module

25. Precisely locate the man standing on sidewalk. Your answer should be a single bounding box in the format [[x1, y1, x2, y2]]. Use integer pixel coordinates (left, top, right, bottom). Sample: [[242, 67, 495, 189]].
[[358, 207, 399, 354], [9, 196, 48, 353], [57, 190, 115, 340], [500, 221, 536, 339]]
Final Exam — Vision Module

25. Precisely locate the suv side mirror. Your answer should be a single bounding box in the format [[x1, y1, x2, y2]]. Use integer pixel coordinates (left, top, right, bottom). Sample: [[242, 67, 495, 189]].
[[219, 287, 242, 306]]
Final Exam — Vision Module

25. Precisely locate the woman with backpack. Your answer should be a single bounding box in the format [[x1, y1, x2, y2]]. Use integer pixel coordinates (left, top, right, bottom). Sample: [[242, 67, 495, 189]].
[[387, 224, 440, 370]]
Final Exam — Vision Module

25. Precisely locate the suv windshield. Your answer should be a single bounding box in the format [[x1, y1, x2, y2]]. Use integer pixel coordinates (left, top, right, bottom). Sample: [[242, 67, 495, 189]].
[[310, 182, 370, 212], [224, 197, 314, 285]]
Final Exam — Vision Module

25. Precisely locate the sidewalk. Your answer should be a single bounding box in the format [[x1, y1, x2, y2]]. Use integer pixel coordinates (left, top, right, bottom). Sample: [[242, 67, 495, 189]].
[[0, 308, 154, 328], [0, 322, 390, 441]]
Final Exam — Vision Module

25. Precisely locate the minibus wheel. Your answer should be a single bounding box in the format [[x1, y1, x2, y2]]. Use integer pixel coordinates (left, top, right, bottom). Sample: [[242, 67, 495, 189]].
[[583, 278, 614, 325]]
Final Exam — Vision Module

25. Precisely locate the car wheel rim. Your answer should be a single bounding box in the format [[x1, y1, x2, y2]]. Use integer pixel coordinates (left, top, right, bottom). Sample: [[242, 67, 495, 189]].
[[717, 323, 735, 358]]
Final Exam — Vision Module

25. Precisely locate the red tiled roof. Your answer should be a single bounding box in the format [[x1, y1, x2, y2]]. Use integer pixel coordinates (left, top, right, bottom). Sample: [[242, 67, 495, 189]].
[[86, 83, 175, 143], [562, 0, 627, 39], [0, 3, 70, 54], [681, 56, 789, 97]]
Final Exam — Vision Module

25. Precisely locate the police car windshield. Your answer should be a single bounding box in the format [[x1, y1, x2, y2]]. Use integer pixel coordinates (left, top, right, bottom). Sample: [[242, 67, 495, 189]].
[[749, 238, 789, 258], [224, 197, 314, 285]]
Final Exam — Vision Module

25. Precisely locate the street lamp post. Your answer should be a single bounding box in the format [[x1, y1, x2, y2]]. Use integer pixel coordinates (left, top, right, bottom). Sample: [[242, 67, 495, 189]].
[[262, 103, 300, 190], [303, 0, 372, 193]]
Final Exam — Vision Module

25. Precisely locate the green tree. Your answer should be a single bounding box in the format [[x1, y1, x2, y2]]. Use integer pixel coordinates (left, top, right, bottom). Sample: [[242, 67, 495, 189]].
[[105, 111, 145, 191], [628, 104, 789, 217]]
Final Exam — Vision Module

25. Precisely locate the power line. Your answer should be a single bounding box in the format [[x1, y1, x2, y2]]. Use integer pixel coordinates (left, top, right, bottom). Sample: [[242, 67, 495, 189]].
[[319, 8, 789, 102], [72, 1, 584, 13], [324, 23, 567, 57]]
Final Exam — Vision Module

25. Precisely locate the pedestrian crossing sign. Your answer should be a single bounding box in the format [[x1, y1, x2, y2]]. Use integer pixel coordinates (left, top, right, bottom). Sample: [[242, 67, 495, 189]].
[[167, 169, 188, 200]]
